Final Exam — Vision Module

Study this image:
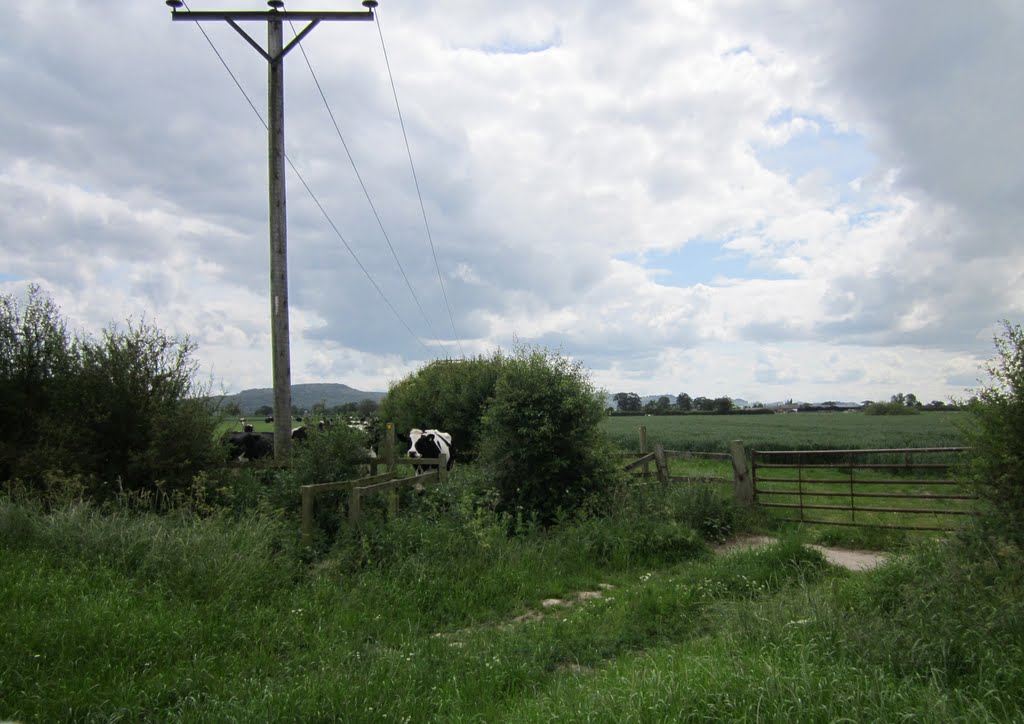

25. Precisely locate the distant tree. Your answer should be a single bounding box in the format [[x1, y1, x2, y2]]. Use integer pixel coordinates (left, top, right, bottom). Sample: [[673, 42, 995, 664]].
[[356, 398, 379, 417], [864, 401, 919, 416], [222, 401, 242, 418], [905, 393, 921, 408], [713, 396, 733, 414], [890, 393, 906, 406], [255, 404, 274, 417], [613, 392, 642, 412], [676, 393, 692, 411], [654, 395, 672, 414], [693, 396, 715, 412], [310, 401, 328, 422]]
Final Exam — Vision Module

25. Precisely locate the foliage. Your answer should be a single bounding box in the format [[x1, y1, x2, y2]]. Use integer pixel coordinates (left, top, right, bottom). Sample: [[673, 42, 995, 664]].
[[863, 401, 920, 415], [962, 321, 1024, 544], [613, 391, 642, 412], [478, 347, 617, 525], [0, 285, 219, 499], [379, 354, 506, 457]]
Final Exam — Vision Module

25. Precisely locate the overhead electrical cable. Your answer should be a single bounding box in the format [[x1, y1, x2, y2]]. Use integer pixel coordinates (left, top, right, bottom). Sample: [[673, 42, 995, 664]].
[[284, 12, 444, 351], [182, 4, 432, 355], [373, 8, 466, 359]]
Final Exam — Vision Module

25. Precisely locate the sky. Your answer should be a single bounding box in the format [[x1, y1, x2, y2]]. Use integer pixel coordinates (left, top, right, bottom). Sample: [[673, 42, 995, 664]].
[[2, 1, 1022, 404]]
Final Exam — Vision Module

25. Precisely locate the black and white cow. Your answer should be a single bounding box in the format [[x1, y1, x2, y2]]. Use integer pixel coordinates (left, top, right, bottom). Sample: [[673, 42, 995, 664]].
[[223, 431, 274, 461], [407, 428, 454, 475]]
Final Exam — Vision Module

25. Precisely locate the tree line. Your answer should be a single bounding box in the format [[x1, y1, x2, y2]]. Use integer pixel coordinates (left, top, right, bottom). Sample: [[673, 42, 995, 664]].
[[611, 391, 963, 415]]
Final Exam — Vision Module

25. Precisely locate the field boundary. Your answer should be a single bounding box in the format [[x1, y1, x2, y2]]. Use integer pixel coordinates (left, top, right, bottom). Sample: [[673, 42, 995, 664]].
[[300, 422, 449, 545], [751, 446, 974, 531]]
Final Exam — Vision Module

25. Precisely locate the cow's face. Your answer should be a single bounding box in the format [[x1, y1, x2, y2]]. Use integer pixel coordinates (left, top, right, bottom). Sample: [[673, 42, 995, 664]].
[[407, 428, 425, 458]]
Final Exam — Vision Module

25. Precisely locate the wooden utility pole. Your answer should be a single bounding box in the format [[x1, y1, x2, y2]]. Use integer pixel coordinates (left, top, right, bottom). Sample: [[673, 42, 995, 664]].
[[167, 0, 377, 460]]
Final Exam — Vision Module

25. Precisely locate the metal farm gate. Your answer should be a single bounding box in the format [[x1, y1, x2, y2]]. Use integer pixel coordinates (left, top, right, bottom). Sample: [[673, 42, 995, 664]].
[[751, 447, 976, 531]]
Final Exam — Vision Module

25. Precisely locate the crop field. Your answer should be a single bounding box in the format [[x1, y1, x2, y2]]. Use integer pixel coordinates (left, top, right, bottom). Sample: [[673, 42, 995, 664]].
[[602, 411, 966, 454]]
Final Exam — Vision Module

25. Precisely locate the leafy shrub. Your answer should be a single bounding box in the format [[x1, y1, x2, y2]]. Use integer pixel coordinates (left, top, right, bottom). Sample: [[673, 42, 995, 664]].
[[478, 347, 617, 525], [0, 285, 219, 500], [379, 354, 506, 458], [962, 320, 1024, 544]]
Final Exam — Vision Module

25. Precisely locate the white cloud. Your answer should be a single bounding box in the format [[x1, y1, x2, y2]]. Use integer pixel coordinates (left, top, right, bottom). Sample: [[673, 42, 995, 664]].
[[0, 0, 1018, 404]]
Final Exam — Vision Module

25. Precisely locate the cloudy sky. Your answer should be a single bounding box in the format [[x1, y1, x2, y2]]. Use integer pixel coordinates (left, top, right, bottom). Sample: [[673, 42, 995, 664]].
[[2, 1, 1022, 404]]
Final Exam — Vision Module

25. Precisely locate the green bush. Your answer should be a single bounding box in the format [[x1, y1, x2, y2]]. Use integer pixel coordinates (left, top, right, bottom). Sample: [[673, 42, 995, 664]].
[[379, 355, 506, 458], [962, 320, 1024, 544], [478, 347, 617, 525], [0, 285, 220, 500]]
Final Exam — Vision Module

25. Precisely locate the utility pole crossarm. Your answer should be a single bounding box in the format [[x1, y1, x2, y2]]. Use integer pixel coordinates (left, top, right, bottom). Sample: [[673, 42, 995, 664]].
[[170, 10, 373, 21]]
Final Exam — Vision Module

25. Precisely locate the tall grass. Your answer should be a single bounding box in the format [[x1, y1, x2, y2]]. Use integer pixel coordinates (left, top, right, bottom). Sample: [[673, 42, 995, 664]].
[[3, 471, 1023, 722]]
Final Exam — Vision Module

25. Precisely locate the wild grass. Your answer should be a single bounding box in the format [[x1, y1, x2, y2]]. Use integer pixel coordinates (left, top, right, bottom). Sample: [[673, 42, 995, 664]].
[[3, 469, 1022, 722]]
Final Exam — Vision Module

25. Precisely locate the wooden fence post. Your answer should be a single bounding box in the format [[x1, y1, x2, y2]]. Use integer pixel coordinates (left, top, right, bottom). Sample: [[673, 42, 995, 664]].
[[639, 425, 649, 479], [385, 422, 398, 516], [439, 452, 449, 484], [301, 486, 314, 547], [653, 443, 669, 483], [385, 422, 397, 472], [730, 440, 753, 505]]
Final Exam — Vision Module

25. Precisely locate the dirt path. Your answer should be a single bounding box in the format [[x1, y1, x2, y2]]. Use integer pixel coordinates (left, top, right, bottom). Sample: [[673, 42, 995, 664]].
[[714, 535, 887, 571]]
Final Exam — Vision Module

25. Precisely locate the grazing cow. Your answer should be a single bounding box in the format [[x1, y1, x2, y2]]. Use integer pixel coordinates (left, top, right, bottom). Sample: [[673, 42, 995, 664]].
[[223, 431, 274, 461], [291, 425, 308, 441], [265, 415, 274, 423], [243, 423, 254, 433], [407, 428, 454, 475]]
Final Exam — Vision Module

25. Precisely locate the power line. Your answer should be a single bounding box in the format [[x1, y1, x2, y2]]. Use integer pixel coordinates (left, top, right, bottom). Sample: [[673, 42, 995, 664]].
[[374, 8, 466, 359], [284, 13, 444, 350], [181, 4, 432, 356]]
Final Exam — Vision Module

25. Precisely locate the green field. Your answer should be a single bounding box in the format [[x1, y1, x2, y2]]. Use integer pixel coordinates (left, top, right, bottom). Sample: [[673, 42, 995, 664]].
[[602, 411, 966, 454]]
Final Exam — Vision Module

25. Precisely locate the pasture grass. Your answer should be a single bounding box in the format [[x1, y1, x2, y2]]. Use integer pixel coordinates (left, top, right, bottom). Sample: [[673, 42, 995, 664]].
[[603, 410, 967, 454], [3, 468, 1023, 723]]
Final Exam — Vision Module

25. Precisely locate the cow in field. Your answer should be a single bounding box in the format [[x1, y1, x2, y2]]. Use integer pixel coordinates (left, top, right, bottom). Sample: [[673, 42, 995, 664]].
[[223, 431, 274, 461], [223, 425, 310, 461], [407, 428, 454, 475]]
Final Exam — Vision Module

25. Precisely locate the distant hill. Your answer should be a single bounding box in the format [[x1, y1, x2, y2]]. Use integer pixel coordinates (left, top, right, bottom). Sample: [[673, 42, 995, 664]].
[[214, 383, 386, 414]]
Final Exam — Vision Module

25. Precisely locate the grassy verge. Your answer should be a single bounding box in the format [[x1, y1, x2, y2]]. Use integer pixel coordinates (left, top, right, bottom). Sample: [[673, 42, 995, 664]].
[[3, 472, 1022, 722]]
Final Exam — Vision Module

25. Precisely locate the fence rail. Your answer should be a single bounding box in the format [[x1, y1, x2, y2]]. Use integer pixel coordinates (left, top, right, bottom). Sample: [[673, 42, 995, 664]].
[[752, 446, 974, 531], [620, 428, 754, 505], [299, 422, 451, 546]]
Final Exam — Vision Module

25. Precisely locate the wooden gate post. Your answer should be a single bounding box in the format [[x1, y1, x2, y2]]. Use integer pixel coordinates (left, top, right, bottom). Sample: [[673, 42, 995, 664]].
[[653, 443, 669, 483], [730, 440, 753, 505]]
